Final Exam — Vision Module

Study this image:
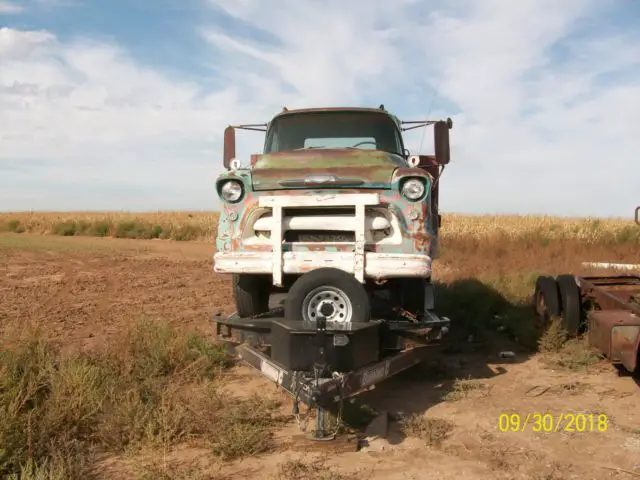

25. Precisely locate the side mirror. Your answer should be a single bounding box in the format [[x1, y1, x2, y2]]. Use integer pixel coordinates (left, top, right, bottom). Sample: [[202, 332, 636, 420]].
[[434, 117, 453, 165], [223, 126, 236, 169], [635, 206, 639, 225]]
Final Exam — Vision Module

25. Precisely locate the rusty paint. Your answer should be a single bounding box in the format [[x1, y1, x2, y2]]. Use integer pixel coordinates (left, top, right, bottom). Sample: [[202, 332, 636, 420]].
[[612, 324, 640, 371], [251, 150, 407, 191], [579, 276, 640, 316], [223, 126, 236, 169], [588, 310, 640, 372], [579, 275, 640, 373]]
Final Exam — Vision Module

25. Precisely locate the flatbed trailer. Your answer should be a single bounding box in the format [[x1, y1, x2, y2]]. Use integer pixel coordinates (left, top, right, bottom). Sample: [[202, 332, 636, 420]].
[[212, 308, 451, 439], [534, 273, 640, 374]]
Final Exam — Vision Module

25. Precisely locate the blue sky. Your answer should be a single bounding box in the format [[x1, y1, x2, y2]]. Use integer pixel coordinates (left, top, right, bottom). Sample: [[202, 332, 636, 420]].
[[1, 0, 638, 217]]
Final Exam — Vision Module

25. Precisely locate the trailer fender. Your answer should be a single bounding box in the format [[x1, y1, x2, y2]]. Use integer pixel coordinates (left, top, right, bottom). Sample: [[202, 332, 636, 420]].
[[588, 310, 640, 372], [612, 321, 640, 373]]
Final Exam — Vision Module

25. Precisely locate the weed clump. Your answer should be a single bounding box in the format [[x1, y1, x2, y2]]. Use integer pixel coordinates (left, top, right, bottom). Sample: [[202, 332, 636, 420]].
[[275, 458, 352, 480], [4, 220, 25, 234], [400, 414, 454, 447], [114, 221, 161, 239], [443, 377, 490, 402], [538, 316, 568, 353]]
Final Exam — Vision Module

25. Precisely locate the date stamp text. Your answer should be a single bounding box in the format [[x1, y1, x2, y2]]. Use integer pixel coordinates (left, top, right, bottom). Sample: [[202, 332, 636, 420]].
[[498, 412, 609, 433]]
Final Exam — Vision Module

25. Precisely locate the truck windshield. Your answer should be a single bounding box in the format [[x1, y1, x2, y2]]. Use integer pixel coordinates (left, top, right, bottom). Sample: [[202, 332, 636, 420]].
[[264, 111, 404, 155]]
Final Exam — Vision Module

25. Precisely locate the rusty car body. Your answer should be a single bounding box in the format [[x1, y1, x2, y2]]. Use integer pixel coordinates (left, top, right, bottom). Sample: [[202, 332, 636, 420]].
[[213, 106, 453, 320]]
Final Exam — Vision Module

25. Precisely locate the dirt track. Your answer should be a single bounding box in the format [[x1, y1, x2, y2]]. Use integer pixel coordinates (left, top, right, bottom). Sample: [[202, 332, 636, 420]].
[[1, 233, 640, 479]]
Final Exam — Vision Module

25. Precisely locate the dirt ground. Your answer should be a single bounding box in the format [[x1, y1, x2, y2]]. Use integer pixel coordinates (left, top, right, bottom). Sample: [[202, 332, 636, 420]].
[[1, 233, 640, 480]]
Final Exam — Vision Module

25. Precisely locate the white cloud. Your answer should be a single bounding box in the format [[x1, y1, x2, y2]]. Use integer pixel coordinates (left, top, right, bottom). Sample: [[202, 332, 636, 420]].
[[1, 1, 639, 217], [0, 1, 23, 14]]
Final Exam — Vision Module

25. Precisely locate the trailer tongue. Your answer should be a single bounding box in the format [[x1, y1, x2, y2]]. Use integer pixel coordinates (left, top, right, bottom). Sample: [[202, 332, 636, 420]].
[[213, 305, 450, 441]]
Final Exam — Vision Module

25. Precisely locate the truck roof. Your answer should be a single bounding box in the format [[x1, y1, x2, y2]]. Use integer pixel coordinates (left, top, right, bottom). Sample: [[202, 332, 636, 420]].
[[271, 106, 401, 126]]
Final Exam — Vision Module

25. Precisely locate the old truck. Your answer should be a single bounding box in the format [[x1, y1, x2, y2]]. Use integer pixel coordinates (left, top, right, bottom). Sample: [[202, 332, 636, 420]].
[[211, 106, 455, 440], [213, 105, 452, 324]]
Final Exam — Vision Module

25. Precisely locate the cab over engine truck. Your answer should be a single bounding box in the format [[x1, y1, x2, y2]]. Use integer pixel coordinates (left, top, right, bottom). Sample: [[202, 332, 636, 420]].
[[213, 106, 453, 324]]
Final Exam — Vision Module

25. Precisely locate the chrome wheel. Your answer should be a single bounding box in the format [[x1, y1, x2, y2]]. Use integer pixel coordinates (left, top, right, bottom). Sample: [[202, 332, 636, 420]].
[[301, 286, 353, 323]]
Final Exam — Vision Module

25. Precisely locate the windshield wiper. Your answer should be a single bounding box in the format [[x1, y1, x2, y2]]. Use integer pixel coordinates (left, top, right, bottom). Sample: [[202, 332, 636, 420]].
[[292, 146, 326, 150]]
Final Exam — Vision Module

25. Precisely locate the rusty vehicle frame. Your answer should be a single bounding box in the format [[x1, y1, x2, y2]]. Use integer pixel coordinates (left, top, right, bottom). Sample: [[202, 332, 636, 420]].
[[580, 275, 640, 373], [534, 210, 640, 375]]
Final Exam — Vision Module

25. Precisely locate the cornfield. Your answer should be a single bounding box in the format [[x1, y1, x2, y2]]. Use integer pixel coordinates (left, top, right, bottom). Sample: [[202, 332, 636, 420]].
[[0, 211, 638, 244]]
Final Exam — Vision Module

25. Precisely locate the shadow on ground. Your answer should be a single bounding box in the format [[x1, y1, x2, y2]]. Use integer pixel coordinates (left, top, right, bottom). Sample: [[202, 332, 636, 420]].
[[329, 278, 543, 446]]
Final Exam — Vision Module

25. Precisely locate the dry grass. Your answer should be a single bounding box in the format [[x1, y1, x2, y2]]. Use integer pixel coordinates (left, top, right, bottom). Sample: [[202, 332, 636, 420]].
[[0, 212, 215, 242], [0, 318, 284, 480], [538, 316, 569, 353], [274, 458, 353, 480], [442, 378, 491, 402], [400, 414, 455, 447], [1, 211, 638, 244], [537, 317, 604, 371], [541, 335, 604, 372]]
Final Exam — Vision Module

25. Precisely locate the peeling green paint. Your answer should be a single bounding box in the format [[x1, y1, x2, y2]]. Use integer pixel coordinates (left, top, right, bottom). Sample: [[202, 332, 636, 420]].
[[251, 150, 406, 191]]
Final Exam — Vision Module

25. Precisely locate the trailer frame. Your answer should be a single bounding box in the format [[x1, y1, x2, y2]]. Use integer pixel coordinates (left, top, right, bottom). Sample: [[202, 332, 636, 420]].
[[212, 308, 450, 439], [534, 273, 640, 374]]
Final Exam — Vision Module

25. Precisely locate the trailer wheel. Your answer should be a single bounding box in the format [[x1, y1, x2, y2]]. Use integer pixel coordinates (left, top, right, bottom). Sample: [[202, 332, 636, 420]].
[[533, 276, 560, 327], [232, 274, 270, 318], [556, 274, 582, 337], [284, 268, 371, 323]]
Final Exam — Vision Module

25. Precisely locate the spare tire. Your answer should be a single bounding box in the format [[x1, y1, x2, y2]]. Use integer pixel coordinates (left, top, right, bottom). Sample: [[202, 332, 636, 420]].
[[284, 268, 371, 323]]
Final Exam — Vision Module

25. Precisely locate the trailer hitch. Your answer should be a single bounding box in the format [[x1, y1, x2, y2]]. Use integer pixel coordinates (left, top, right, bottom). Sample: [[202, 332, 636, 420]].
[[289, 315, 343, 441], [309, 315, 338, 441]]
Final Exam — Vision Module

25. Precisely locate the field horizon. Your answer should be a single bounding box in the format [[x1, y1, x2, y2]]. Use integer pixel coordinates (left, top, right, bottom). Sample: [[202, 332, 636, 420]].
[[1, 209, 636, 220], [2, 210, 639, 245]]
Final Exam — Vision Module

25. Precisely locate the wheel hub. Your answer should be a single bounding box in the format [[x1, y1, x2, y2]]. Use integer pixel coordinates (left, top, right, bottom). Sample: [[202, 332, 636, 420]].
[[302, 286, 353, 323]]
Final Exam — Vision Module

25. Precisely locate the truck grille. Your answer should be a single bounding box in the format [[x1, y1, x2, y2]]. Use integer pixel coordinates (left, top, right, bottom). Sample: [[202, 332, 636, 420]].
[[284, 230, 355, 243]]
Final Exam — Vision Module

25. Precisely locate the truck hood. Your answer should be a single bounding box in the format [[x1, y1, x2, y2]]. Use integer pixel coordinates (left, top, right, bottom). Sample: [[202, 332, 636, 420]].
[[250, 149, 407, 191]]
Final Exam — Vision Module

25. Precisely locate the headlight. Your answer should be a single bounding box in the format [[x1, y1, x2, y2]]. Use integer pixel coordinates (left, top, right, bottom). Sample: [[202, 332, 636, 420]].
[[220, 180, 243, 203], [401, 179, 426, 201]]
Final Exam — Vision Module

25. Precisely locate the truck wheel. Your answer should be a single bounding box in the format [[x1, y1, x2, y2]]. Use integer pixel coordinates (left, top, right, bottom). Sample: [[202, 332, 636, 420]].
[[556, 274, 582, 337], [284, 268, 371, 323], [232, 274, 270, 318], [533, 276, 560, 327]]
